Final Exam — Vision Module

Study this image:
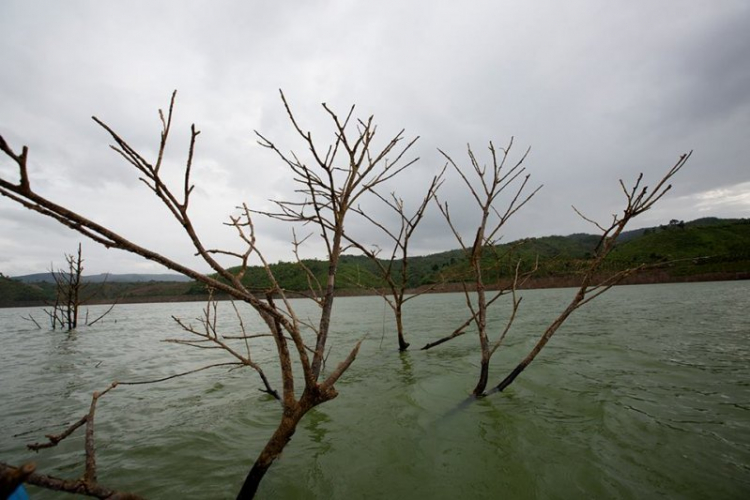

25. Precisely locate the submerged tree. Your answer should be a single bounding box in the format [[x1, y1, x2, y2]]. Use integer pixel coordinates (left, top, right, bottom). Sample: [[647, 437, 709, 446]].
[[492, 152, 689, 393], [0, 90, 688, 497], [344, 168, 445, 351], [48, 243, 84, 330], [423, 139, 689, 397], [43, 243, 116, 331], [424, 139, 541, 396], [21, 243, 116, 331], [0, 383, 144, 499], [0, 90, 418, 498]]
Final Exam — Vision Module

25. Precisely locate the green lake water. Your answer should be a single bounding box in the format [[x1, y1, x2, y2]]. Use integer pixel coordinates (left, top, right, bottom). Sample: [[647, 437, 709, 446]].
[[1, 281, 749, 499]]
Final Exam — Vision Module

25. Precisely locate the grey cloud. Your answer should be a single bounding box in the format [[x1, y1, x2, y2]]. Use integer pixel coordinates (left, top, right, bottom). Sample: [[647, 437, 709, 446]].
[[0, 1, 748, 275]]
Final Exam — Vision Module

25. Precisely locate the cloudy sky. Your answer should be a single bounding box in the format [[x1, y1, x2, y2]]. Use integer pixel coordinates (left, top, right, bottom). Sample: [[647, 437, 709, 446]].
[[1, 1, 748, 276]]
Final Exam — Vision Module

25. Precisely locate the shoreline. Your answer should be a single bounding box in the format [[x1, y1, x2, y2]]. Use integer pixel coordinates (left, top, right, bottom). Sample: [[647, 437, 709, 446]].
[[3, 270, 747, 309]]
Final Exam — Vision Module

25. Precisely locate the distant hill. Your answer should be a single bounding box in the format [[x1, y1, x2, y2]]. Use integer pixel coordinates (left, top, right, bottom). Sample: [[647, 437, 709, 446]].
[[199, 217, 749, 294], [606, 218, 750, 277], [0, 273, 194, 308], [617, 217, 746, 242], [12, 273, 192, 284], [0, 276, 195, 308], [0, 275, 50, 304], [2, 217, 748, 307]]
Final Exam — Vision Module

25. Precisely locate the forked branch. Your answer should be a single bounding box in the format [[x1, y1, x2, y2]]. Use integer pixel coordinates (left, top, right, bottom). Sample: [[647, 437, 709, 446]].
[[431, 139, 540, 396], [8, 383, 147, 499], [344, 166, 445, 350], [167, 293, 281, 400], [492, 152, 691, 393]]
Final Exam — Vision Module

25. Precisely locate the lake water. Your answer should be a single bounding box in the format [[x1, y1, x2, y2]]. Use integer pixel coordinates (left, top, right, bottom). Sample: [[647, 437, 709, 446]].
[[1, 281, 749, 499]]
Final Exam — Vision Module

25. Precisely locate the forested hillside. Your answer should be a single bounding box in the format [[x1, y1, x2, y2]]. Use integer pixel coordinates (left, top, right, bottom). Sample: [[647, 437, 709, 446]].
[[3, 218, 748, 307]]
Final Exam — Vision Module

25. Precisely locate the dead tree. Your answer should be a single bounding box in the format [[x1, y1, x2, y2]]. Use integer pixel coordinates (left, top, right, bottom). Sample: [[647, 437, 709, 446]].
[[1, 367, 244, 500], [427, 139, 688, 397], [491, 152, 690, 393], [429, 139, 541, 396], [343, 168, 445, 351], [0, 383, 144, 499], [39, 243, 116, 331], [0, 90, 418, 498], [253, 92, 418, 358], [46, 243, 83, 330]]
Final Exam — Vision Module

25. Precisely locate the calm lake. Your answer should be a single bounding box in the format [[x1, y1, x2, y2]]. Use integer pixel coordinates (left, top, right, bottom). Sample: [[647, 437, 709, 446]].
[[1, 281, 749, 499]]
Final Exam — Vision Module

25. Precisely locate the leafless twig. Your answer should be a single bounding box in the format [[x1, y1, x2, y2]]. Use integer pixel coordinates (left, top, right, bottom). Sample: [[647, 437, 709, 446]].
[[492, 151, 691, 393]]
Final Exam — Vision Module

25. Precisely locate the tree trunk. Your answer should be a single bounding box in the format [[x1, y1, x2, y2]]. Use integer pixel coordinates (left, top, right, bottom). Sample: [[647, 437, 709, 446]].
[[236, 412, 303, 499], [472, 354, 490, 397], [395, 304, 409, 351], [494, 364, 525, 393], [472, 276, 488, 397]]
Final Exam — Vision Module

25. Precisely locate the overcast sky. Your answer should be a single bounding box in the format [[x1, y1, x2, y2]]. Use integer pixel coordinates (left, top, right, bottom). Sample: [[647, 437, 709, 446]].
[[1, 1, 748, 276]]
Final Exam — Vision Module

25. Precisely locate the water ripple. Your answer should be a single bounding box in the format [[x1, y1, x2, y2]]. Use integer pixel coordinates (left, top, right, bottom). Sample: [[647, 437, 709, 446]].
[[1, 282, 749, 498]]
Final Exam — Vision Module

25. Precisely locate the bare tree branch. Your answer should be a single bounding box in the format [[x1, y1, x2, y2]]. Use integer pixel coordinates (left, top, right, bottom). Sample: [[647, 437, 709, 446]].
[[1, 90, 420, 497], [492, 152, 691, 393], [432, 139, 541, 396], [343, 166, 445, 350], [8, 383, 147, 498]]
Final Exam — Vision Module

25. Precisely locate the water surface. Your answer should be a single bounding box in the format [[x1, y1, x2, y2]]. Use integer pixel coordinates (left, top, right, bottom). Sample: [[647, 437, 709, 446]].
[[1, 281, 748, 498]]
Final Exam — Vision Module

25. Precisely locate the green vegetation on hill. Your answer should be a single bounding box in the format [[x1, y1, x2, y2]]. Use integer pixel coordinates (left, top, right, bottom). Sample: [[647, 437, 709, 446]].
[[0, 277, 193, 308], [607, 218, 750, 276], [186, 257, 389, 295], [191, 218, 749, 295], [0, 275, 52, 304], [2, 218, 748, 306], [455, 219, 750, 283]]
